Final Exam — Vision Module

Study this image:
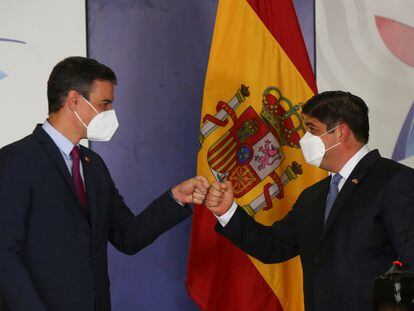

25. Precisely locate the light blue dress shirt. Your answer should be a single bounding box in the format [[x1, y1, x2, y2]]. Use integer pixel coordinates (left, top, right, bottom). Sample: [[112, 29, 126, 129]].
[[42, 120, 85, 182]]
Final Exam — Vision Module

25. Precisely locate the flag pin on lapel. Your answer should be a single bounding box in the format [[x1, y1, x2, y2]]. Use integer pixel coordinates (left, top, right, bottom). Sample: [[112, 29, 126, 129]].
[[84, 156, 90, 163], [352, 179, 359, 184]]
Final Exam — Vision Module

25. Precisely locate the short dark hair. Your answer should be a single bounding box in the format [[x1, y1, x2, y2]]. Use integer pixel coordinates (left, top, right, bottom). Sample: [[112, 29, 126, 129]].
[[47, 56, 117, 113], [302, 91, 369, 143]]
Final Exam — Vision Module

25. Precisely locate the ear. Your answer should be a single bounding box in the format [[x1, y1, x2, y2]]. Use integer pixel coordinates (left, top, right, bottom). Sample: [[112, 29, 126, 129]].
[[338, 123, 350, 140], [66, 90, 80, 112]]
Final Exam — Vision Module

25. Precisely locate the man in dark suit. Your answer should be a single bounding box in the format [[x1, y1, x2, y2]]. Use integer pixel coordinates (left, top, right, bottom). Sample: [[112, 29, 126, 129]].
[[204, 91, 414, 311], [0, 57, 209, 311]]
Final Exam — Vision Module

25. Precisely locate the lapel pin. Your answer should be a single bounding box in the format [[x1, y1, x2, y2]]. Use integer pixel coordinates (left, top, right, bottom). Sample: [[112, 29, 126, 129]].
[[352, 179, 359, 184], [84, 156, 90, 163]]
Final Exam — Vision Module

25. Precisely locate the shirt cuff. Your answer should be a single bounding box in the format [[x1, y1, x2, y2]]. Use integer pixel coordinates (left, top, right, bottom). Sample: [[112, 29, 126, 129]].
[[215, 201, 238, 227], [169, 189, 185, 207]]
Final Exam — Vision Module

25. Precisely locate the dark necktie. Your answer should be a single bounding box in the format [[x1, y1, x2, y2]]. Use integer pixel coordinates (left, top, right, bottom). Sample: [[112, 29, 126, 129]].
[[70, 146, 89, 217], [324, 173, 342, 224]]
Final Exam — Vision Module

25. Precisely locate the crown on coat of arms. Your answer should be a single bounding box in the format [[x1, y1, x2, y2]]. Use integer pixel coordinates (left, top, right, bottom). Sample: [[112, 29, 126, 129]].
[[260, 86, 305, 149]]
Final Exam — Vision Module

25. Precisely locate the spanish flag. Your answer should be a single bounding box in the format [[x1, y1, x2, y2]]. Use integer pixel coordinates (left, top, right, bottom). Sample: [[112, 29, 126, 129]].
[[187, 0, 326, 310]]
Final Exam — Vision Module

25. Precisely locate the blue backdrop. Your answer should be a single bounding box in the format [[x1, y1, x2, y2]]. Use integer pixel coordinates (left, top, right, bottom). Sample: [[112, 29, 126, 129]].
[[87, 0, 314, 309]]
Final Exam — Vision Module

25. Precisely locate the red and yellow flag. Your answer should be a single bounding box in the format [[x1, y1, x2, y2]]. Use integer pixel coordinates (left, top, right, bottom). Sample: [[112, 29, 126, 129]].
[[187, 0, 326, 310]]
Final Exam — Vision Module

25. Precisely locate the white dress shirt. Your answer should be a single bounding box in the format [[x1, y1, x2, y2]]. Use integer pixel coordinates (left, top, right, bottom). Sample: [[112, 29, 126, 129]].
[[216, 145, 370, 227]]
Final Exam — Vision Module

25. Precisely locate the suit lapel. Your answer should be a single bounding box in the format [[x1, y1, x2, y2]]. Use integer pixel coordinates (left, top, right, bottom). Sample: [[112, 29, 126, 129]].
[[312, 177, 331, 236], [33, 125, 80, 205], [320, 171, 367, 240], [308, 177, 332, 251], [80, 147, 99, 235], [319, 150, 381, 242]]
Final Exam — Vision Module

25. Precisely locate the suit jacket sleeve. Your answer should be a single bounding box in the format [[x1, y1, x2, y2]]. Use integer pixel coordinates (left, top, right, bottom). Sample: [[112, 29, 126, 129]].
[[99, 159, 192, 255], [0, 147, 47, 311], [382, 165, 414, 270], [216, 203, 299, 264]]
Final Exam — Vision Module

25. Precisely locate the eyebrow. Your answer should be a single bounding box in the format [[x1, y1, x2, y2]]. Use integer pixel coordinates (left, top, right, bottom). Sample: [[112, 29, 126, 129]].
[[304, 121, 316, 128], [100, 99, 113, 104], [304, 121, 321, 133]]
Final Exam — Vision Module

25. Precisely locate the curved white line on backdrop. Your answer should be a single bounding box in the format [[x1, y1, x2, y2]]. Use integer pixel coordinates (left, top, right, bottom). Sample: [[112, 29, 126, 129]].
[[316, 0, 414, 163]]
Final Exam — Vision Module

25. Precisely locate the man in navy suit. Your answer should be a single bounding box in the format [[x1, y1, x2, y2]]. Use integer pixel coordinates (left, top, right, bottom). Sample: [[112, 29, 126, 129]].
[[0, 57, 209, 311], [204, 91, 414, 311]]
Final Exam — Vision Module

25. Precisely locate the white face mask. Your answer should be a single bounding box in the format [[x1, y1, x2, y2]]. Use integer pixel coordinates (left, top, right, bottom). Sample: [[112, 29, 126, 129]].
[[299, 125, 341, 167], [74, 96, 119, 142]]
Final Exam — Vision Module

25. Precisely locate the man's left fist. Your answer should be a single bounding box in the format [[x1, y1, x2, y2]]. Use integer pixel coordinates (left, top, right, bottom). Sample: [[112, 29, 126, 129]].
[[171, 176, 210, 205]]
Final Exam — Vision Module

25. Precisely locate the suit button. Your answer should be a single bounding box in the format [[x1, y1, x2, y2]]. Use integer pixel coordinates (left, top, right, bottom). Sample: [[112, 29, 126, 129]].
[[314, 256, 320, 263], [91, 255, 96, 260], [89, 288, 95, 295]]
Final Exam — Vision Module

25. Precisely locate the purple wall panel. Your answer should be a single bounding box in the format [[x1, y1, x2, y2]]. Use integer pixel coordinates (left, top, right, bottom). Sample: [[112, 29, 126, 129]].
[[294, 0, 316, 70], [87, 0, 314, 309]]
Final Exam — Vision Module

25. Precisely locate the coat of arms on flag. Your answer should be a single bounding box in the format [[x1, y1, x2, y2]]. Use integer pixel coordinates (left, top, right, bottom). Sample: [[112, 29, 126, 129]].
[[187, 0, 326, 310], [200, 84, 304, 215]]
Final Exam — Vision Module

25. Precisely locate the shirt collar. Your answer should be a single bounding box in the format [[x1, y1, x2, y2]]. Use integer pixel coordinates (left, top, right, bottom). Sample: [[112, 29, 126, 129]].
[[42, 120, 76, 157], [332, 145, 369, 181]]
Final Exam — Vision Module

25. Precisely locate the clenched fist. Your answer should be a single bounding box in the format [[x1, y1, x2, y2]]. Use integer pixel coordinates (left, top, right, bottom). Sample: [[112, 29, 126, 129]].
[[171, 176, 210, 205], [204, 180, 234, 216]]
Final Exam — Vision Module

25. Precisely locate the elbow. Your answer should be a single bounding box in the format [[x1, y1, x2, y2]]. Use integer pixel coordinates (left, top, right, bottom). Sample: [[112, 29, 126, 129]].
[[111, 234, 155, 256]]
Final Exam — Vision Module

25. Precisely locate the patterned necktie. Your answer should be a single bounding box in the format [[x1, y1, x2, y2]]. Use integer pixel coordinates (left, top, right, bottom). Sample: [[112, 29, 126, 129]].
[[324, 173, 342, 224], [70, 146, 89, 217]]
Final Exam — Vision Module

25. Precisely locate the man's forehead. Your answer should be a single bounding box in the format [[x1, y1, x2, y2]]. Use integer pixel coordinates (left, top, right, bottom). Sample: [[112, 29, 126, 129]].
[[90, 80, 114, 99], [90, 79, 114, 91], [303, 116, 320, 126]]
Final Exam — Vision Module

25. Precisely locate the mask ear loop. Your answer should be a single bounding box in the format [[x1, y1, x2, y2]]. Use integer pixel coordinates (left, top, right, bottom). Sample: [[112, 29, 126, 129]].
[[74, 111, 88, 129], [325, 141, 341, 152], [80, 96, 99, 115], [73, 95, 98, 129], [319, 124, 341, 138], [321, 124, 342, 152]]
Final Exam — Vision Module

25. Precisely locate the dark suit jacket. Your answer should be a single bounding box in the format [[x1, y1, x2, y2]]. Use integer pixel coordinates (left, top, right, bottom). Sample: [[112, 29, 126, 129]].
[[217, 150, 414, 311], [0, 125, 192, 311]]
